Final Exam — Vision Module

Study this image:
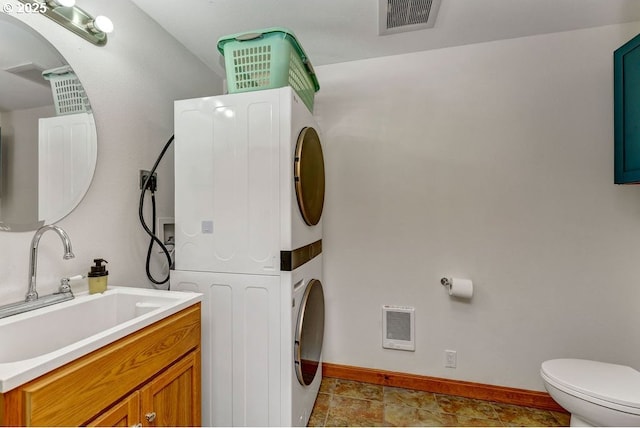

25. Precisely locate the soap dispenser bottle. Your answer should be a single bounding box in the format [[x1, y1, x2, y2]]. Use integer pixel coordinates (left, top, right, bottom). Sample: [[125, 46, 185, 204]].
[[88, 258, 108, 294]]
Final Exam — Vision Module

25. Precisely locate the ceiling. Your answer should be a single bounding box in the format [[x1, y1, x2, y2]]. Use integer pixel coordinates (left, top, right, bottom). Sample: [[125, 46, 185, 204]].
[[3, 1, 640, 112], [0, 13, 65, 112], [131, 0, 640, 78]]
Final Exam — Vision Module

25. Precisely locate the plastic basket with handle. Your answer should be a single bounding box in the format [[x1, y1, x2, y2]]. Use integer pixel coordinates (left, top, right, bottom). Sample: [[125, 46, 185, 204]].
[[42, 65, 90, 116], [217, 27, 320, 112]]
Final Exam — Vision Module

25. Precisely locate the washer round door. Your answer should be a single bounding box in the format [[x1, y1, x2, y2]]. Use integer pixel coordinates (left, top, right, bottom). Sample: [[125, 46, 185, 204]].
[[294, 127, 325, 226], [295, 279, 325, 386]]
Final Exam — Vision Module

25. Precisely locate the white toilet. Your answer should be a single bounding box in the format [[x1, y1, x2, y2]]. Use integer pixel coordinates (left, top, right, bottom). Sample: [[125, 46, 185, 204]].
[[541, 359, 640, 427]]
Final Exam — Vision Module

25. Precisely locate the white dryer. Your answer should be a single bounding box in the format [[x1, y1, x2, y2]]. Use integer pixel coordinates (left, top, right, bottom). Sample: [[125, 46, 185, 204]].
[[174, 87, 324, 275]]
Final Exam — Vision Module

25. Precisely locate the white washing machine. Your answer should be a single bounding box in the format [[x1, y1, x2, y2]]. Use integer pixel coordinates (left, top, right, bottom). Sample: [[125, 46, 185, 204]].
[[171, 254, 324, 427], [173, 87, 325, 426], [291, 258, 325, 425], [174, 87, 324, 275]]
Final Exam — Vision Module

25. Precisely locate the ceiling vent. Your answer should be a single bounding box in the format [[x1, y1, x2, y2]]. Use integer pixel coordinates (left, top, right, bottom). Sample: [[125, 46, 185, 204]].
[[378, 0, 442, 35], [3, 62, 49, 86]]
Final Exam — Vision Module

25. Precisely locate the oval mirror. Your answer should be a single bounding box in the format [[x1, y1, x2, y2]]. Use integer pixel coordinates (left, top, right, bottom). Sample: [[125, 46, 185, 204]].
[[0, 13, 97, 232]]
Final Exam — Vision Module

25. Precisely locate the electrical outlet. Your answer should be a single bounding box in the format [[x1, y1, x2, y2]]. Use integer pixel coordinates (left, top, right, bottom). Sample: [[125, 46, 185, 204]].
[[140, 170, 157, 191], [445, 350, 457, 368]]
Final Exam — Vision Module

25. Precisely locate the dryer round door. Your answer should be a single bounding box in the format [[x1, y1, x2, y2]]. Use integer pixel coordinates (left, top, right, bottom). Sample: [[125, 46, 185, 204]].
[[294, 127, 325, 226], [294, 279, 325, 386]]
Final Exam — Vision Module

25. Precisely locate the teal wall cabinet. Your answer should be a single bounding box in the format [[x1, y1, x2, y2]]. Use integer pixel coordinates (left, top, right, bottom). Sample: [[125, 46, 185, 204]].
[[615, 33, 640, 184]]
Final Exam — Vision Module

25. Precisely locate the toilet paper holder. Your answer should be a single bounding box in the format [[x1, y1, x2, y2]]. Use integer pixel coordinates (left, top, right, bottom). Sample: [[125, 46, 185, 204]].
[[440, 277, 474, 299]]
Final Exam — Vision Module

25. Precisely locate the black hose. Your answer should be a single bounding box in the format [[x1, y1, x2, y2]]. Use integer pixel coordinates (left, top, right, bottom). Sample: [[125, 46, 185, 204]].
[[138, 135, 174, 287]]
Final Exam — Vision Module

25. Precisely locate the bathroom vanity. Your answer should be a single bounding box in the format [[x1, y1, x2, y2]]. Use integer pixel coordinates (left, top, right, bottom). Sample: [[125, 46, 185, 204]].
[[0, 294, 201, 426]]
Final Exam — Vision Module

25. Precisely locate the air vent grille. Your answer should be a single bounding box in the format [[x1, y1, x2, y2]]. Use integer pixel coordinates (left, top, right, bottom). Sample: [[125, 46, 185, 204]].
[[382, 305, 415, 351], [379, 0, 441, 35], [387, 0, 432, 28]]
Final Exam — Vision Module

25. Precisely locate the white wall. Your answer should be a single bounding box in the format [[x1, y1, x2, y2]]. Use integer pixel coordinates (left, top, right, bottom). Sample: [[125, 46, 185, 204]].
[[0, 0, 221, 304], [2, 0, 639, 395], [315, 22, 640, 391]]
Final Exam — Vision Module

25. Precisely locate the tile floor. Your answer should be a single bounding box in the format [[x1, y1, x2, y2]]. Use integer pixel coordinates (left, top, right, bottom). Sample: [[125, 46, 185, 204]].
[[308, 378, 570, 427]]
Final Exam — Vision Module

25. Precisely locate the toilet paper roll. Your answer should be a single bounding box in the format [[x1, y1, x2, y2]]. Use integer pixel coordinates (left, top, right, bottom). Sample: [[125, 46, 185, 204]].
[[447, 277, 473, 299]]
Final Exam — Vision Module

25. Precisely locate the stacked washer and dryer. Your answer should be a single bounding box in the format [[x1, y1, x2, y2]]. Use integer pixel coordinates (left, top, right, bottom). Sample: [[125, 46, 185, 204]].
[[172, 87, 326, 427]]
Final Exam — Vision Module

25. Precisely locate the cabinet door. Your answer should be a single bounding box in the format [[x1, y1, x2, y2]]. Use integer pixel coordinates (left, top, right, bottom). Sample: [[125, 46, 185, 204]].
[[140, 350, 201, 427], [614, 32, 640, 183], [87, 392, 140, 427]]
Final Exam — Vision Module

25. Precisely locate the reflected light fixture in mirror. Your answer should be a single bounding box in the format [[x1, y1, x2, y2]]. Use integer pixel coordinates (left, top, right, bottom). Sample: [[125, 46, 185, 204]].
[[17, 0, 113, 46]]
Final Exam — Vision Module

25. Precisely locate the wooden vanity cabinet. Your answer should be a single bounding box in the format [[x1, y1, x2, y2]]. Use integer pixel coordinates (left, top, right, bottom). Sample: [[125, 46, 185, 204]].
[[87, 391, 141, 427], [88, 350, 200, 427], [0, 303, 201, 427]]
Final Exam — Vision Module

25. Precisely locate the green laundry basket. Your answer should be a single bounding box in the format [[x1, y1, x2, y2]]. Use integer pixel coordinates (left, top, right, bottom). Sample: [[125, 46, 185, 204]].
[[217, 27, 320, 112], [42, 65, 91, 116]]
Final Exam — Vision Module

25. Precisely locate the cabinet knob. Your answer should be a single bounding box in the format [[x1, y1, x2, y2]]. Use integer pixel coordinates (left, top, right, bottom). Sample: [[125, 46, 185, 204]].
[[145, 412, 157, 422]]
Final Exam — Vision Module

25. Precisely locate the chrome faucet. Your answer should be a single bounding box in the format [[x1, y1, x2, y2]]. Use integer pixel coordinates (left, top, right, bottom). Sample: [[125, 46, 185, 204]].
[[25, 225, 75, 302]]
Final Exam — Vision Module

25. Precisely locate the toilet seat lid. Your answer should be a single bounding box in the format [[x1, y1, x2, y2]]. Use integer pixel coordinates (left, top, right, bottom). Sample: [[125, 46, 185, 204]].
[[541, 359, 640, 410]]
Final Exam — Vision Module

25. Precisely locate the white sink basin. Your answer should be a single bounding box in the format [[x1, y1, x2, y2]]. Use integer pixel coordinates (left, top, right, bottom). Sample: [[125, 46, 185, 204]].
[[0, 286, 201, 392]]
